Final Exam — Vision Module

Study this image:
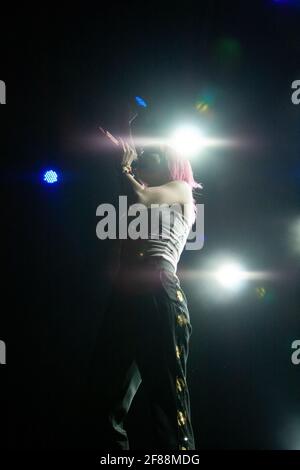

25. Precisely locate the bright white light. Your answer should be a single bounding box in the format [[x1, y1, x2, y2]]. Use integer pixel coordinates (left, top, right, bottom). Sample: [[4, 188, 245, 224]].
[[215, 262, 246, 290], [169, 125, 205, 157]]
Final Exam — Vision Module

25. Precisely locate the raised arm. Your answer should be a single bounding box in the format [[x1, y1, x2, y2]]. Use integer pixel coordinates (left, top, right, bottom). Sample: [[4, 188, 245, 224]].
[[119, 138, 193, 208]]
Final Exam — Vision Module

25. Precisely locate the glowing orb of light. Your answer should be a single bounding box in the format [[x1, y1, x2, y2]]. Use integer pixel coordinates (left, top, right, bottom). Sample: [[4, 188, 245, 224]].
[[215, 262, 247, 290], [169, 125, 205, 157], [43, 170, 58, 184], [135, 96, 148, 108]]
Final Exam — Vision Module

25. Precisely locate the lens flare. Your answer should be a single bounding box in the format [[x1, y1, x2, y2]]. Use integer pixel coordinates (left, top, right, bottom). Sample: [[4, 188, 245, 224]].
[[256, 287, 266, 298], [215, 262, 247, 290], [169, 125, 205, 157], [135, 96, 148, 108]]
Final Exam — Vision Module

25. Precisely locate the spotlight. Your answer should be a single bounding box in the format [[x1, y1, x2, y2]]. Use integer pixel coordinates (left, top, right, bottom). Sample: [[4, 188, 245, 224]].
[[43, 170, 58, 184], [215, 262, 247, 290], [169, 125, 205, 157]]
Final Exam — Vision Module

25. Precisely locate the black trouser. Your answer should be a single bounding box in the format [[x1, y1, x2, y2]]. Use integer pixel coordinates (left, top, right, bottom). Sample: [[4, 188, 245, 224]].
[[83, 257, 196, 450]]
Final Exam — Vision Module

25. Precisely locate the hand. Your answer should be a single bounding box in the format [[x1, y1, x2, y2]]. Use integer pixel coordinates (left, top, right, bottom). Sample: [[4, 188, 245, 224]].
[[119, 137, 138, 167]]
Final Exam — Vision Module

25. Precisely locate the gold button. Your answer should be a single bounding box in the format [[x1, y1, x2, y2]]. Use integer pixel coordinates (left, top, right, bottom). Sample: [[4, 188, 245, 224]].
[[177, 410, 186, 426], [175, 345, 182, 359], [176, 290, 184, 302], [138, 251, 144, 257], [176, 376, 186, 393], [176, 313, 188, 327]]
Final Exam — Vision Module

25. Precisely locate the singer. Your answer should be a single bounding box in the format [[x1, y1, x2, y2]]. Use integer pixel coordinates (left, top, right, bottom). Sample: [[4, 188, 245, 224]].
[[83, 138, 201, 450]]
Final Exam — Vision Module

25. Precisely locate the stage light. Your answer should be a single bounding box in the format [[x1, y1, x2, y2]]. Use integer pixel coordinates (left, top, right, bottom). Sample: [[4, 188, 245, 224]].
[[215, 262, 247, 290], [169, 125, 205, 157], [273, 0, 300, 5], [135, 96, 148, 108], [43, 170, 58, 184]]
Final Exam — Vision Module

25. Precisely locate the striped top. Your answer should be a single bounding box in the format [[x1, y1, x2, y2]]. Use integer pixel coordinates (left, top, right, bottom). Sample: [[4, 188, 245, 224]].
[[120, 204, 191, 273]]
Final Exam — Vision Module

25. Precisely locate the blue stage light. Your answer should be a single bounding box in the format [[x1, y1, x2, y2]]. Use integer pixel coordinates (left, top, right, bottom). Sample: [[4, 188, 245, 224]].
[[273, 0, 300, 5], [43, 170, 58, 184], [135, 96, 148, 108]]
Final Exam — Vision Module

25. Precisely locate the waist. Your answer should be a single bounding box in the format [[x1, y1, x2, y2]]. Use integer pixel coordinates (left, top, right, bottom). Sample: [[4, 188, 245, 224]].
[[116, 255, 177, 294], [119, 254, 175, 274], [139, 255, 176, 274], [120, 241, 179, 273]]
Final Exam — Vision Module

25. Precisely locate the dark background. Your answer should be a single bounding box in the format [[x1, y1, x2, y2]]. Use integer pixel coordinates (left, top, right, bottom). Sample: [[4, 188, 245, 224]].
[[2, 0, 300, 450]]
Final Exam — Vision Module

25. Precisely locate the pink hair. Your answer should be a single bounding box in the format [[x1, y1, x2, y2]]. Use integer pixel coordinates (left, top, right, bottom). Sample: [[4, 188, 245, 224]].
[[160, 144, 203, 221], [161, 145, 203, 190]]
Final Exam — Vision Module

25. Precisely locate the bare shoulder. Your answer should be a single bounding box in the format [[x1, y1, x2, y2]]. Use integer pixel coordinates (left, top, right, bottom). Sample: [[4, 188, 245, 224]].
[[163, 180, 191, 190], [139, 180, 193, 206], [163, 180, 193, 199]]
